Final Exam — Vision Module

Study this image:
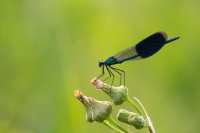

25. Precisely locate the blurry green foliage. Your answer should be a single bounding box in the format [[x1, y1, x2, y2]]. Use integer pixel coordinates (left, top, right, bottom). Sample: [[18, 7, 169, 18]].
[[0, 0, 200, 133]]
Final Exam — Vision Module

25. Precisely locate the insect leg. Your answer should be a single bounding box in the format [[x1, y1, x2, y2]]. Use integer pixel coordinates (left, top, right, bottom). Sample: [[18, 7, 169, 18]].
[[110, 66, 126, 86], [105, 66, 115, 94], [97, 65, 105, 79], [106, 66, 115, 87], [101, 65, 111, 82], [102, 76, 109, 82], [109, 66, 123, 86], [105, 65, 112, 78]]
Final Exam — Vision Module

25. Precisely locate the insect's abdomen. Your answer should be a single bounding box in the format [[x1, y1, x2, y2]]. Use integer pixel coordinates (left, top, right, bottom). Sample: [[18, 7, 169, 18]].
[[135, 32, 166, 58]]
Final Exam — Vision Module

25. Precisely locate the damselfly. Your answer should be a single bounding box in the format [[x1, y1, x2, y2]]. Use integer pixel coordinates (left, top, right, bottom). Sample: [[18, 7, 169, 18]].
[[98, 32, 179, 86]]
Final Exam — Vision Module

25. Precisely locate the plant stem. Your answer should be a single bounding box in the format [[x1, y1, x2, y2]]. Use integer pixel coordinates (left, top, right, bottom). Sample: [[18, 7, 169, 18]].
[[132, 97, 156, 133], [127, 96, 143, 115], [107, 116, 128, 133], [103, 119, 127, 133]]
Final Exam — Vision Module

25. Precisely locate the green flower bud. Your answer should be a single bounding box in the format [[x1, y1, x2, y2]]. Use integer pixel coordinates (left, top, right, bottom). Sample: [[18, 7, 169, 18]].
[[91, 77, 128, 105], [74, 90, 112, 122], [117, 109, 146, 129]]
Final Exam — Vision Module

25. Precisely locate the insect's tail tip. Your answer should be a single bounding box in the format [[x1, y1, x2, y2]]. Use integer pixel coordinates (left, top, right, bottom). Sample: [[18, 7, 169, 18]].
[[174, 36, 180, 40], [166, 36, 180, 44]]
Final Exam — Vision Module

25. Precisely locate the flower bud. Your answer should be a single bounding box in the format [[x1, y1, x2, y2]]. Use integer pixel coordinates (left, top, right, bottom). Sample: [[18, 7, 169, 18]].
[[74, 90, 112, 122], [117, 109, 146, 129], [91, 77, 128, 105]]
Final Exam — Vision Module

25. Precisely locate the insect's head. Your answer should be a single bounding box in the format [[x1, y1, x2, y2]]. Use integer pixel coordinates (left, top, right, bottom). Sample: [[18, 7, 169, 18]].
[[98, 61, 104, 67]]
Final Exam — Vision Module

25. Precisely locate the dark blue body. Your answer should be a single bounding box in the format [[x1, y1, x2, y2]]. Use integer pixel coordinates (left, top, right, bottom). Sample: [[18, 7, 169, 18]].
[[104, 57, 118, 66]]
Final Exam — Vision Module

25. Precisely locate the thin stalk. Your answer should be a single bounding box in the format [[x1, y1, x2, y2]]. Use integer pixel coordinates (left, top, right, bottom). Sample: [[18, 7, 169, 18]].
[[103, 120, 127, 133], [127, 96, 143, 115], [107, 116, 128, 133], [132, 97, 155, 133]]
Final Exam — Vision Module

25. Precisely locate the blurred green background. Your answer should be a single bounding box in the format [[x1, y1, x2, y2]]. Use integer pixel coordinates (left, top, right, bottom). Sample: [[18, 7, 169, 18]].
[[0, 0, 200, 133]]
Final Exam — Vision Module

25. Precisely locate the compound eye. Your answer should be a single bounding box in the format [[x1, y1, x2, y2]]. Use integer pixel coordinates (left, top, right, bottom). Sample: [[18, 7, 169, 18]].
[[98, 62, 103, 67]]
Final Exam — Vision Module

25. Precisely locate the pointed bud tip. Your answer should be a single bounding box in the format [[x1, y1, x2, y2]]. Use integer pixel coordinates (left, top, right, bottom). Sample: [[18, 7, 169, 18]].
[[74, 90, 83, 98], [74, 90, 80, 97], [90, 77, 104, 89], [90, 77, 97, 85]]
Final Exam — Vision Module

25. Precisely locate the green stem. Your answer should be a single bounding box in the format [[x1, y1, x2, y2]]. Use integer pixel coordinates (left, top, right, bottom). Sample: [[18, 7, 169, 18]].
[[107, 117, 128, 133], [103, 120, 127, 133], [127, 96, 143, 115], [132, 97, 156, 133]]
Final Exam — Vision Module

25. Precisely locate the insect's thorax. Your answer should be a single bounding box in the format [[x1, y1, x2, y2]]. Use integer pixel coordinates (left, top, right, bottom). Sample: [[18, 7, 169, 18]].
[[104, 57, 119, 66]]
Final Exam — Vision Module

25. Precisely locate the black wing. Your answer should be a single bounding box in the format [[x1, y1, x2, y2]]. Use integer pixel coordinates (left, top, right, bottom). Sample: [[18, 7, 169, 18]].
[[113, 32, 179, 63]]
